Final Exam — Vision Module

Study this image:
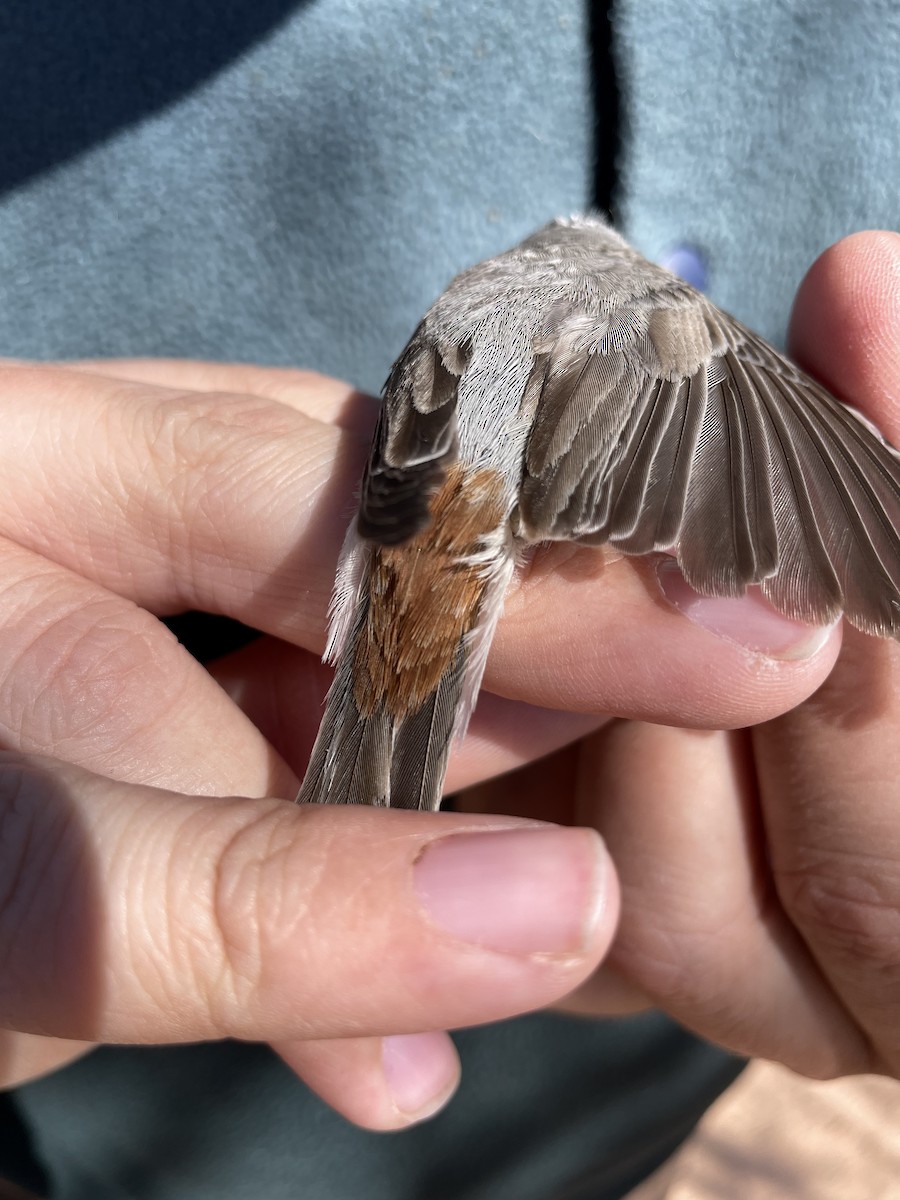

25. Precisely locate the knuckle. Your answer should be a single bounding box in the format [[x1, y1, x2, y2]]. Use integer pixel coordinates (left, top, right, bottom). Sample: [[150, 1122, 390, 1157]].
[[0, 596, 186, 760], [139, 392, 304, 579], [205, 803, 330, 1032], [776, 850, 900, 968], [613, 904, 741, 1006], [145, 391, 294, 497]]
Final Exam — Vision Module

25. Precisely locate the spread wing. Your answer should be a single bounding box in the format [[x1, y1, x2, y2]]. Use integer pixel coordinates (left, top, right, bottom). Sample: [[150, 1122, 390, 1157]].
[[516, 299, 900, 637], [357, 323, 460, 545]]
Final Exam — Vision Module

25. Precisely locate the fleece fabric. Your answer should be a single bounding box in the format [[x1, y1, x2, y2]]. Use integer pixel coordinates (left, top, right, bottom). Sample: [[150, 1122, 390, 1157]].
[[1, 1, 896, 1197], [614, 0, 900, 345], [0, 0, 592, 392]]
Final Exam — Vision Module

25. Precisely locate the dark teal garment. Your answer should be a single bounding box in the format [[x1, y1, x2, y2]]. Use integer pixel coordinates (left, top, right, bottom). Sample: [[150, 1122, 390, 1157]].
[[13, 1019, 742, 1200], [2, 0, 897, 1196]]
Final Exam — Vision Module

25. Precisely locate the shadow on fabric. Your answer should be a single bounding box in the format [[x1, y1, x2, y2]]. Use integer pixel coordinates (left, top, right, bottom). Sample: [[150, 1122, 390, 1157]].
[[1, 0, 309, 196]]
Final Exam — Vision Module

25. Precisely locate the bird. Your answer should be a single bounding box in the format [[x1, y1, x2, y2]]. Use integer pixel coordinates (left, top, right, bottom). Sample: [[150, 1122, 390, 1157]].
[[296, 215, 900, 811]]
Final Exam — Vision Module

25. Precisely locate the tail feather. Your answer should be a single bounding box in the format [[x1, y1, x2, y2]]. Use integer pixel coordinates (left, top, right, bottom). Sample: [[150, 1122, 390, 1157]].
[[296, 599, 467, 810], [389, 639, 467, 810], [320, 699, 393, 806], [296, 522, 514, 810], [297, 602, 391, 806]]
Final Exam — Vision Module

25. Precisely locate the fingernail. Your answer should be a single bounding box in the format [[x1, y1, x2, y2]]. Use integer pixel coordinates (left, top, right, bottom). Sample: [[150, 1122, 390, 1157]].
[[382, 1032, 460, 1121], [656, 558, 837, 659], [413, 826, 607, 954]]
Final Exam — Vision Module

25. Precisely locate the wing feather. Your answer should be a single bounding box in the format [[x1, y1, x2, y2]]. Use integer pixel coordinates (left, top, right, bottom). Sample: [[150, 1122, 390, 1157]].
[[357, 324, 461, 546], [519, 298, 900, 638], [389, 639, 466, 811], [605, 377, 687, 545], [643, 363, 711, 550]]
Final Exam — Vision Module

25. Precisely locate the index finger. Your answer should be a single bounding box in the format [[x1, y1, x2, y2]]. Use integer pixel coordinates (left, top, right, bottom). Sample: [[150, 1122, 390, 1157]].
[[0, 362, 366, 643], [61, 359, 381, 434], [756, 231, 900, 1072]]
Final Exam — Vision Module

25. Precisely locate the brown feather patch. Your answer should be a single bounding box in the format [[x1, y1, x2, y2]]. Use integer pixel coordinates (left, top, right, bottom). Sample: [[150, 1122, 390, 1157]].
[[354, 463, 507, 719]]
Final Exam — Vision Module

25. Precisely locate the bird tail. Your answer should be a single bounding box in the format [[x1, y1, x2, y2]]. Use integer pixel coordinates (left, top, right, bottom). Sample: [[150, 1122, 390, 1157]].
[[296, 601, 468, 809], [296, 525, 513, 810]]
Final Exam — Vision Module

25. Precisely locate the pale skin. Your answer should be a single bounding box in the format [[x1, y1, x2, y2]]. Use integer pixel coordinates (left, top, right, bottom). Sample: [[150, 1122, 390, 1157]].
[[0, 232, 898, 1132]]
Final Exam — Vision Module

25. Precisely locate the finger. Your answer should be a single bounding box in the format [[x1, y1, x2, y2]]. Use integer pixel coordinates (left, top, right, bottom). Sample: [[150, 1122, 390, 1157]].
[[0, 1029, 92, 1087], [0, 536, 294, 798], [0, 355, 376, 429], [63, 359, 381, 433], [0, 388, 595, 1104], [497, 550, 841, 727], [754, 633, 900, 1074], [574, 722, 869, 1076], [452, 741, 655, 1013], [756, 231, 900, 1073], [0, 535, 295, 1089], [209, 633, 604, 790], [274, 1032, 460, 1130], [0, 364, 840, 727], [553, 967, 653, 1016], [789, 230, 900, 426], [0, 566, 399, 1108], [0, 362, 367, 639], [451, 737, 583, 825], [0, 755, 618, 1046]]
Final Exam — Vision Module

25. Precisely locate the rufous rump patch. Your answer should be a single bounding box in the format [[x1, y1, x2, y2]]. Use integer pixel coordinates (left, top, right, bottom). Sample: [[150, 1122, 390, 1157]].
[[354, 463, 507, 719]]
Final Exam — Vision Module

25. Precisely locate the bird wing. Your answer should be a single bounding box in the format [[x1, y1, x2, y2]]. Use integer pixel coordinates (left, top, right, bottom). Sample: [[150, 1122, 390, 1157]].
[[357, 323, 461, 545], [516, 297, 900, 637]]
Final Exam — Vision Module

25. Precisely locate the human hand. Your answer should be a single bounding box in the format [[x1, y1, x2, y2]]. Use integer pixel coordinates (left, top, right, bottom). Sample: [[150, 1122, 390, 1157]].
[[0, 235, 860, 1129], [463, 230, 900, 1082], [0, 359, 625, 1130]]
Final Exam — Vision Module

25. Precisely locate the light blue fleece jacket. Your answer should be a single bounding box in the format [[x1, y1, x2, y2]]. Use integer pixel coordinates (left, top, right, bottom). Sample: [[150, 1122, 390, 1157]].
[[2, 2, 897, 1198]]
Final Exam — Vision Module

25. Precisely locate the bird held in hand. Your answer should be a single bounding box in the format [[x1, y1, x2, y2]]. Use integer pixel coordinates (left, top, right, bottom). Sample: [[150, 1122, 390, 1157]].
[[297, 216, 900, 810]]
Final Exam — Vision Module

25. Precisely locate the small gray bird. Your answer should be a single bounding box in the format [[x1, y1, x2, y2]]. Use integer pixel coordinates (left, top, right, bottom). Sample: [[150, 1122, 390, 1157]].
[[297, 216, 900, 811]]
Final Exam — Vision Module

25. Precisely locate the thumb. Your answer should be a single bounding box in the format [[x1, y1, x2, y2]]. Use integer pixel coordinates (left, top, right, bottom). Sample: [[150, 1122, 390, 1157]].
[[0, 753, 616, 1043]]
